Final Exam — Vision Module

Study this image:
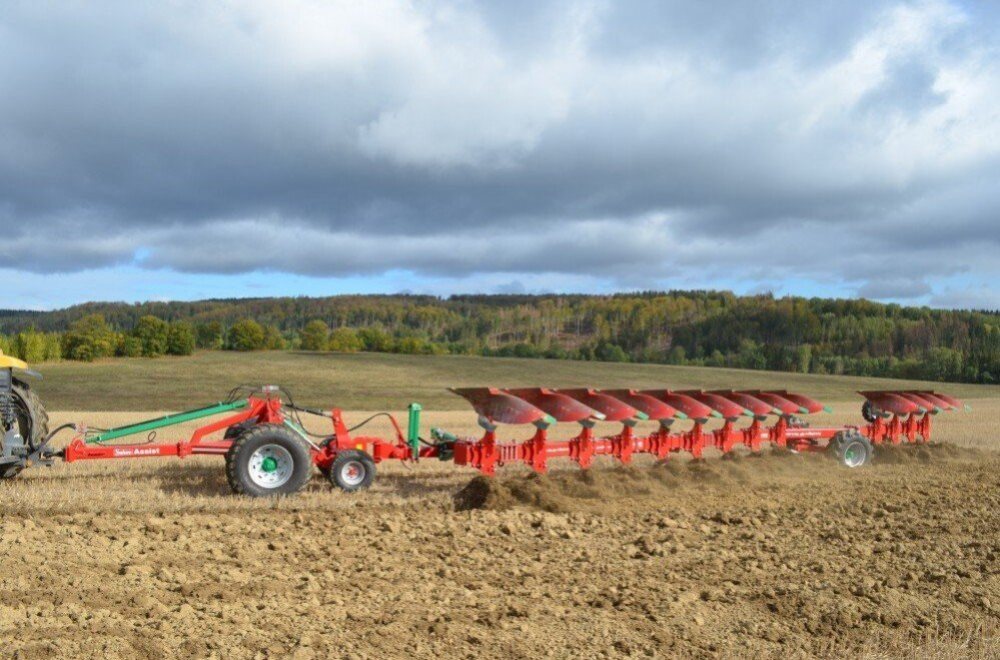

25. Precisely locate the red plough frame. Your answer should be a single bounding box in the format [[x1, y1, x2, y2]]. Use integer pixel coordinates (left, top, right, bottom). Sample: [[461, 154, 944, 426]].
[[52, 387, 966, 489]]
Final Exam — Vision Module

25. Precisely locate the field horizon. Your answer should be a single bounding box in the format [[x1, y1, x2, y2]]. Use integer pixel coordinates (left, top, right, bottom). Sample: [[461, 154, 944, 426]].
[[30, 350, 1000, 412]]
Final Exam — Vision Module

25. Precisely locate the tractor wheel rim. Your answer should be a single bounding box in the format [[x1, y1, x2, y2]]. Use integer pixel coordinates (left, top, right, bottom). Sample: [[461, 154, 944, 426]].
[[843, 443, 866, 468], [248, 444, 294, 488], [339, 460, 367, 487]]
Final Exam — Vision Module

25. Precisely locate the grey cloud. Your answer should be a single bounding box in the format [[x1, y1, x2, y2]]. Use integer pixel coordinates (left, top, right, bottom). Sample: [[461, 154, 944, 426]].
[[858, 278, 933, 300], [0, 0, 997, 305], [929, 286, 1000, 310]]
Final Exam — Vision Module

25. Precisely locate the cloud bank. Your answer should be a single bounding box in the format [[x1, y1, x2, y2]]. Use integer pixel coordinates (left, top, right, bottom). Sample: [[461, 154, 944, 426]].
[[0, 0, 997, 307]]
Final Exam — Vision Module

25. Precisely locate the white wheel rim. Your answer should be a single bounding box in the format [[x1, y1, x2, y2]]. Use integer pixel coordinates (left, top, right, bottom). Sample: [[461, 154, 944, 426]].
[[843, 441, 866, 468], [248, 444, 295, 488], [339, 460, 367, 487]]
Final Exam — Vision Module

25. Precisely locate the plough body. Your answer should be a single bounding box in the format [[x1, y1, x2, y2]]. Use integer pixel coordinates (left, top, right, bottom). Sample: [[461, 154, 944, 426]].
[[439, 387, 956, 476]]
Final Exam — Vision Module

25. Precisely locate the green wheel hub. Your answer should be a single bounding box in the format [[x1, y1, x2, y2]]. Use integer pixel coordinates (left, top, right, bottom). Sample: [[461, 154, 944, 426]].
[[261, 456, 279, 473]]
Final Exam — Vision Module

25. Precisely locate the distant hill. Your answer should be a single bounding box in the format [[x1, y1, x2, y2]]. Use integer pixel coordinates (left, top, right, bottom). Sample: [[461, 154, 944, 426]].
[[1, 292, 997, 383]]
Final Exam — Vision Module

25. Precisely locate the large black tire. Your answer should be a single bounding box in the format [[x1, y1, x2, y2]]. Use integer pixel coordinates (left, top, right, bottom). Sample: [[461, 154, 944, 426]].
[[327, 450, 376, 492], [0, 382, 49, 480], [13, 382, 48, 451], [830, 431, 874, 468], [224, 424, 313, 497]]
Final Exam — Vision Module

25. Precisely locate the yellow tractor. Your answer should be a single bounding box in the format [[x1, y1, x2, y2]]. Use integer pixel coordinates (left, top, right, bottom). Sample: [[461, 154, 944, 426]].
[[0, 351, 49, 479]]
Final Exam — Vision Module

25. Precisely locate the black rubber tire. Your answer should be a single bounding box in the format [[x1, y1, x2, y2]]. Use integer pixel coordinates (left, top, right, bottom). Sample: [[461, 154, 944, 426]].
[[0, 382, 49, 480], [830, 431, 874, 468], [13, 382, 48, 451], [327, 450, 376, 492], [225, 424, 313, 497], [0, 464, 24, 479], [861, 400, 881, 424], [223, 420, 257, 441]]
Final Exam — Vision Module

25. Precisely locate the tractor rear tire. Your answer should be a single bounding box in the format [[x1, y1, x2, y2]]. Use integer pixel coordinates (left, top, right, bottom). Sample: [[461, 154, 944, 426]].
[[327, 450, 376, 492], [830, 431, 873, 468], [225, 424, 313, 497], [0, 383, 49, 480]]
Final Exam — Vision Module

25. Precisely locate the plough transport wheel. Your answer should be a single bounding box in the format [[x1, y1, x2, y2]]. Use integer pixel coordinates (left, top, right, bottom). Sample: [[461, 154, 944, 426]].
[[225, 424, 312, 497], [830, 431, 874, 468], [327, 449, 376, 492]]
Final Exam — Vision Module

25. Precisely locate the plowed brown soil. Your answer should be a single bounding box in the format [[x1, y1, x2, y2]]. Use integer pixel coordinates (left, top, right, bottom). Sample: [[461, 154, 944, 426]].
[[0, 403, 997, 659]]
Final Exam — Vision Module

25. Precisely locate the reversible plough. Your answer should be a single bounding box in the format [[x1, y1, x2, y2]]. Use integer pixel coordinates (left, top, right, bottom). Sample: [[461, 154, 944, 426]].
[[0, 351, 969, 497]]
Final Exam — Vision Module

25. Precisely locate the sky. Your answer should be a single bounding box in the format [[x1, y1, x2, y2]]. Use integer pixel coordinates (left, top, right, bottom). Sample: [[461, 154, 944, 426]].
[[0, 0, 998, 311]]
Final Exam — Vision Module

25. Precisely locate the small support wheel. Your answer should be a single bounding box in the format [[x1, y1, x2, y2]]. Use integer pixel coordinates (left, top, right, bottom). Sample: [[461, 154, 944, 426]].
[[225, 424, 313, 497], [830, 431, 874, 468], [861, 400, 882, 424], [327, 450, 376, 492]]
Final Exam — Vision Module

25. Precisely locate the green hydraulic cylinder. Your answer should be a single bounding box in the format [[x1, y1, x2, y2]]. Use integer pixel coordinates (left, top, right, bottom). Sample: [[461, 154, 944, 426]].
[[407, 403, 422, 460], [88, 400, 251, 444]]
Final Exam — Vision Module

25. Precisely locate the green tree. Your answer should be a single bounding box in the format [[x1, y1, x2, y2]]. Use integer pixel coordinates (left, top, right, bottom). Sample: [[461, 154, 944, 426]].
[[328, 327, 361, 352], [227, 319, 266, 351], [117, 335, 143, 358], [12, 330, 46, 364], [737, 339, 766, 370], [796, 344, 813, 374], [263, 325, 286, 350], [300, 320, 330, 351], [594, 340, 628, 362], [195, 322, 224, 349], [132, 316, 170, 357], [357, 327, 394, 352], [42, 333, 61, 361], [167, 322, 196, 356], [922, 347, 963, 382], [62, 314, 116, 362]]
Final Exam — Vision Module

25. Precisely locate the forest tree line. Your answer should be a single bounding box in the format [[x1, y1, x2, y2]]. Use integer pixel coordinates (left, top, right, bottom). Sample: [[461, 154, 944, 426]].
[[0, 292, 996, 383]]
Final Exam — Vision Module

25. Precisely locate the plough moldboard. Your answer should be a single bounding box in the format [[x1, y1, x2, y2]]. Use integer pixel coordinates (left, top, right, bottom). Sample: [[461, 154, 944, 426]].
[[5, 374, 966, 497], [441, 387, 966, 475]]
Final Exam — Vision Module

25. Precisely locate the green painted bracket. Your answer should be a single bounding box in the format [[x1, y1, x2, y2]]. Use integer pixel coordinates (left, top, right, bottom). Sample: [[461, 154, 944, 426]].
[[88, 400, 251, 444]]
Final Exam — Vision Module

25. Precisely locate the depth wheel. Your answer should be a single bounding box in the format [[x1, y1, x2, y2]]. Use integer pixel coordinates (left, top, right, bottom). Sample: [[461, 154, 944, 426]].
[[327, 450, 376, 492], [225, 424, 312, 497], [861, 400, 882, 424], [830, 431, 873, 468]]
